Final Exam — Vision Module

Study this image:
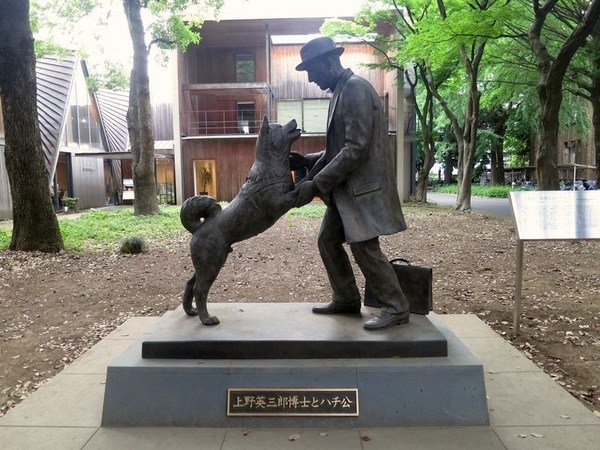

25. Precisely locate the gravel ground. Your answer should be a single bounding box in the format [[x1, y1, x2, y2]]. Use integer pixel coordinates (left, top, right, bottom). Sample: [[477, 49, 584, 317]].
[[1, 203, 599, 417]]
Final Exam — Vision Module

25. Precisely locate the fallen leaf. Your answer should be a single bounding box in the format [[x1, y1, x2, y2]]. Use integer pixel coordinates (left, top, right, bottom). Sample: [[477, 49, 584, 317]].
[[531, 433, 544, 438], [560, 414, 570, 419], [518, 434, 527, 438], [242, 429, 252, 436], [288, 433, 300, 441], [593, 410, 600, 418], [361, 436, 372, 442], [319, 432, 328, 437]]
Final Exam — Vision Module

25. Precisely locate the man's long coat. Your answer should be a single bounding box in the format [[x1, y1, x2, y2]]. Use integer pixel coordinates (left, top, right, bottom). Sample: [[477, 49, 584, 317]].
[[310, 69, 406, 244]]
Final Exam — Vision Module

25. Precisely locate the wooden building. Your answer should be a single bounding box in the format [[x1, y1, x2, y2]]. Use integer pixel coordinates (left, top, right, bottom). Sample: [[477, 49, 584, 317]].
[[0, 57, 122, 219], [173, 16, 413, 203], [0, 57, 178, 220]]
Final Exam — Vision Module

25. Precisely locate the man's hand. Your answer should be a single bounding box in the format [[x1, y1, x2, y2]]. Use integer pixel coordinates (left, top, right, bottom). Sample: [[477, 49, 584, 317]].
[[289, 152, 309, 171], [293, 181, 319, 208]]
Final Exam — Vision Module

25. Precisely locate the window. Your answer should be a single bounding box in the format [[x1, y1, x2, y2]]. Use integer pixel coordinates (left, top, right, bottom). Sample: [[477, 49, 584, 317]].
[[235, 53, 255, 82], [302, 99, 329, 133], [194, 160, 217, 197], [237, 103, 255, 134], [277, 99, 329, 133], [63, 69, 103, 149], [277, 101, 302, 129]]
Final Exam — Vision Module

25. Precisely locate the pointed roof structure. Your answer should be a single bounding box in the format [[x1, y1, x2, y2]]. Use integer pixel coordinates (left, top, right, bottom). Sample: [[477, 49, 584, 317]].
[[35, 57, 77, 174], [95, 89, 129, 153]]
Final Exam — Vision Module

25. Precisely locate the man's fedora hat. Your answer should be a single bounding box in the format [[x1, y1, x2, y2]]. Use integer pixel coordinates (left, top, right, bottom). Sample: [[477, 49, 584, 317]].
[[295, 36, 344, 71]]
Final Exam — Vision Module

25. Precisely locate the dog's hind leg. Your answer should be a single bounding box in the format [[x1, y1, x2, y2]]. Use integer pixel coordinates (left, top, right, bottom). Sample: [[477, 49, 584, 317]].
[[191, 240, 229, 326], [182, 274, 198, 316], [193, 262, 224, 325]]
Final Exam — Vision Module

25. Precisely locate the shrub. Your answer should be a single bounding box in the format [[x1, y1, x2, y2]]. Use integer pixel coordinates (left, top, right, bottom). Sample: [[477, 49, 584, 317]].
[[61, 197, 79, 212], [120, 236, 147, 254]]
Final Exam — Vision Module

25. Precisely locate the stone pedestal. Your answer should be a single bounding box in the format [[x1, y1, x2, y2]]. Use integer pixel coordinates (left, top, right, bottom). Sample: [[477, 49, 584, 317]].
[[101, 304, 489, 428]]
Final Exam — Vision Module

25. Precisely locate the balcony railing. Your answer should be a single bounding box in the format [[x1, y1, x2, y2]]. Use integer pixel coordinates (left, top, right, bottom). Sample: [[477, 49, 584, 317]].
[[183, 108, 274, 136]]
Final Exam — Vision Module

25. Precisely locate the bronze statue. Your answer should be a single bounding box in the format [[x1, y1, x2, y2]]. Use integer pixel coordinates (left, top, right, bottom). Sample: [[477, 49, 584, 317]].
[[181, 117, 300, 325], [291, 36, 410, 330]]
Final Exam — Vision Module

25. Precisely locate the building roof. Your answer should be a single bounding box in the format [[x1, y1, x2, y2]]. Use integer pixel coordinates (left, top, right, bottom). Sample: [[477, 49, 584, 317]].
[[95, 89, 130, 153], [36, 57, 77, 174]]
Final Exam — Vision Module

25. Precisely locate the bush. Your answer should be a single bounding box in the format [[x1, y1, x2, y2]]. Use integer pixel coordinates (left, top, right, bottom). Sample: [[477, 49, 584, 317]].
[[434, 184, 514, 198], [61, 197, 79, 212], [120, 236, 147, 255]]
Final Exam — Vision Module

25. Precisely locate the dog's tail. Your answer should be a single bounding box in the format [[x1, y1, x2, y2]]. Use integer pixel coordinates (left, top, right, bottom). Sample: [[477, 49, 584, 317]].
[[180, 195, 222, 234]]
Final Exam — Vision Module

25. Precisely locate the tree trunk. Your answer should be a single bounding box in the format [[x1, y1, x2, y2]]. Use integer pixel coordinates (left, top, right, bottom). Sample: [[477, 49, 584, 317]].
[[0, 0, 63, 252], [455, 137, 475, 211], [528, 0, 600, 190], [413, 129, 435, 203], [455, 42, 484, 212], [591, 94, 600, 187], [123, 0, 159, 215], [588, 30, 600, 187], [409, 67, 436, 203], [489, 108, 508, 185], [489, 144, 505, 185], [535, 83, 561, 189], [443, 153, 454, 184]]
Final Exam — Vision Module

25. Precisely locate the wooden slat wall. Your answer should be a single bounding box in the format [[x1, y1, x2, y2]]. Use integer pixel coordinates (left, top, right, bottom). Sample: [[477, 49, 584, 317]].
[[71, 154, 108, 209], [182, 135, 326, 201], [187, 45, 268, 84], [153, 103, 174, 140], [271, 43, 385, 100], [183, 139, 253, 201], [385, 68, 398, 133]]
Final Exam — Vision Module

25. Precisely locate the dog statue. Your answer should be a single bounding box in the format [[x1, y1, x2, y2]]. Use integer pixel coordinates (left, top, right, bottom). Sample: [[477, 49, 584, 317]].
[[180, 117, 301, 325]]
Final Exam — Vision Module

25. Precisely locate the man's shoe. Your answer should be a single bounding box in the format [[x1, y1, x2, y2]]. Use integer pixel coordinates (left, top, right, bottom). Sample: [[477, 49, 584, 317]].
[[312, 302, 361, 315], [363, 310, 409, 330]]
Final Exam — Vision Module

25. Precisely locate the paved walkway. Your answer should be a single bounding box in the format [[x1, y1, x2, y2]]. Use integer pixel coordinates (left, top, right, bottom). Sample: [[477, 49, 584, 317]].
[[0, 313, 598, 449], [426, 192, 512, 218]]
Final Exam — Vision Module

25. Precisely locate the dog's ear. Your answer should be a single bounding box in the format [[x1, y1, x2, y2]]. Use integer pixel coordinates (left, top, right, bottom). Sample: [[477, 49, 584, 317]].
[[259, 115, 269, 137]]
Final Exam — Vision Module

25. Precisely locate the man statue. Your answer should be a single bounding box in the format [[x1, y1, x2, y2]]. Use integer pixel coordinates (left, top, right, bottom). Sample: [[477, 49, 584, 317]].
[[290, 36, 410, 330]]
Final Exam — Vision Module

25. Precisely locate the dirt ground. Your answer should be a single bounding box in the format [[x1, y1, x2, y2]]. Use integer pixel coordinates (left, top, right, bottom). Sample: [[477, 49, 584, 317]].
[[0, 203, 599, 417]]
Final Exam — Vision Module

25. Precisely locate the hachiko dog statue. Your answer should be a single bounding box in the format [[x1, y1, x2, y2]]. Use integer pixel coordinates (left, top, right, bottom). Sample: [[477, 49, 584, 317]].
[[180, 117, 301, 325]]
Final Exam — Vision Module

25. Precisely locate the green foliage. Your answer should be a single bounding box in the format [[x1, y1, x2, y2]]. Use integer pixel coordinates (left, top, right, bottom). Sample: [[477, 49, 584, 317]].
[[0, 203, 326, 252], [34, 40, 70, 59], [145, 0, 224, 51], [435, 184, 517, 198], [0, 228, 10, 250], [56, 206, 183, 252], [85, 76, 100, 93], [0, 201, 445, 253], [61, 197, 79, 212], [102, 63, 130, 90], [149, 15, 201, 50], [120, 235, 147, 254], [55, 0, 99, 19], [86, 63, 129, 92], [285, 203, 327, 219]]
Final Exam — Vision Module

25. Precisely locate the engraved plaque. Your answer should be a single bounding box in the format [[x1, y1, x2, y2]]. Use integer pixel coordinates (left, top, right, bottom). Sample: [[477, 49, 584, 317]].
[[227, 388, 359, 416], [509, 191, 600, 241]]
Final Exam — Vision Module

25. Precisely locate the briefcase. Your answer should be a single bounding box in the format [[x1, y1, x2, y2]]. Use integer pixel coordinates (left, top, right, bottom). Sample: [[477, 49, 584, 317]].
[[364, 258, 433, 315]]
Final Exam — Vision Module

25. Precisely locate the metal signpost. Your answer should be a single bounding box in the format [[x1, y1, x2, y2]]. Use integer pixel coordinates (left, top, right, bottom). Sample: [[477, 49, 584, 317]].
[[509, 191, 600, 335]]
